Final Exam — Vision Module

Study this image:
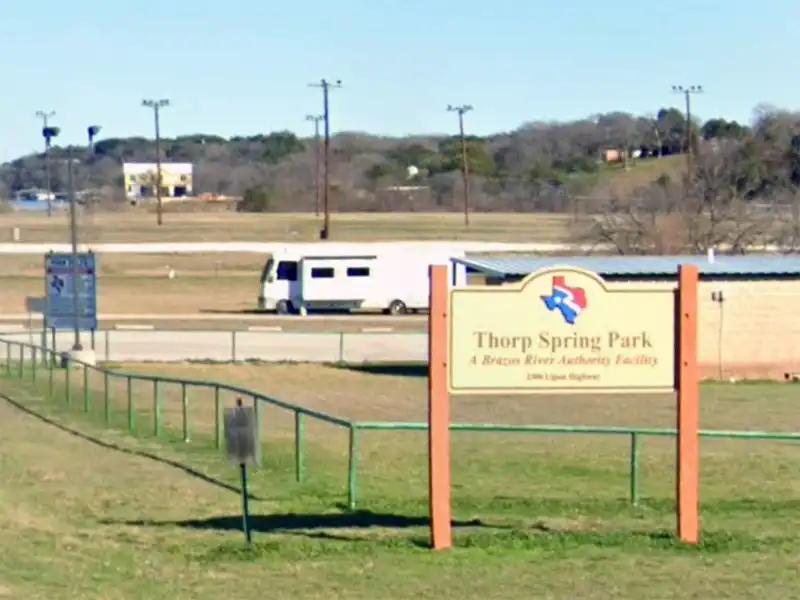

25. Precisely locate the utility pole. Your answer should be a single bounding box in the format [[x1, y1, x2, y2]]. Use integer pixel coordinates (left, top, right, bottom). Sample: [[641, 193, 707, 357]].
[[308, 79, 342, 240], [142, 99, 170, 226], [36, 110, 58, 217], [447, 104, 473, 226], [305, 114, 324, 216], [671, 85, 703, 180]]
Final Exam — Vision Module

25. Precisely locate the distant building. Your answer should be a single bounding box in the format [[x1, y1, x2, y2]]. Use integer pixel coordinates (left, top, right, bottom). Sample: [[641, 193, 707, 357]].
[[122, 163, 193, 200], [11, 188, 54, 202]]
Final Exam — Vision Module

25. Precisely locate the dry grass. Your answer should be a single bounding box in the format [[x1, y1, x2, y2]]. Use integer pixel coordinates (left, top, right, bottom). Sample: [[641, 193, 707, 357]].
[[0, 210, 567, 315], [1, 361, 799, 598], [0, 252, 265, 314], [0, 212, 576, 243], [590, 155, 685, 198]]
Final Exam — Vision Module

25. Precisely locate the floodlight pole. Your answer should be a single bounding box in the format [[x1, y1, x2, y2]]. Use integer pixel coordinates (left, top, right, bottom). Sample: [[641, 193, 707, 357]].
[[36, 110, 57, 217], [66, 146, 82, 351], [142, 99, 170, 226], [447, 104, 473, 226]]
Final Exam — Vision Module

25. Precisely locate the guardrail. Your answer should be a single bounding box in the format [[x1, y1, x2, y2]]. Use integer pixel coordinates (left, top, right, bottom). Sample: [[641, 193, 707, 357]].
[[1, 336, 799, 511], [0, 328, 428, 364]]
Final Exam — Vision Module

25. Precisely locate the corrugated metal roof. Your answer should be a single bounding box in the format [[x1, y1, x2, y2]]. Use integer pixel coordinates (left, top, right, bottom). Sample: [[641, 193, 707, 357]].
[[456, 255, 800, 278]]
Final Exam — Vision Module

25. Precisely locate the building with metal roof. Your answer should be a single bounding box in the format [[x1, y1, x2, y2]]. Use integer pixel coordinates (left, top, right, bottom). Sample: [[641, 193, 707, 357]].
[[456, 254, 800, 281], [453, 253, 800, 381]]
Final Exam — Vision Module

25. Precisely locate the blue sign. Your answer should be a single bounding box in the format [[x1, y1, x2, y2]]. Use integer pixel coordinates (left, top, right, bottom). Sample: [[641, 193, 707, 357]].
[[44, 252, 98, 331]]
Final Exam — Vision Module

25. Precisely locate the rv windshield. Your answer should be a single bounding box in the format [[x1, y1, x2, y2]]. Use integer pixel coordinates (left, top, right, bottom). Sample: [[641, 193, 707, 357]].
[[261, 258, 275, 283]]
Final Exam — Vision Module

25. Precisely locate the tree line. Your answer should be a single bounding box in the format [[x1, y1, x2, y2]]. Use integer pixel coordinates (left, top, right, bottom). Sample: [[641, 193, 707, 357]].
[[0, 104, 794, 217]]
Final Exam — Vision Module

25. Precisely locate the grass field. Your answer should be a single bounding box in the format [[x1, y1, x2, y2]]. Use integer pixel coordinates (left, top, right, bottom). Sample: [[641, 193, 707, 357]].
[[0, 359, 798, 599], [0, 212, 578, 243]]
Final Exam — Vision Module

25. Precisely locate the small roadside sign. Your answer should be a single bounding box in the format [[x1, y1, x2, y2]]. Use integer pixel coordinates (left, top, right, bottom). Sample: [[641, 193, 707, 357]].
[[224, 398, 259, 545]]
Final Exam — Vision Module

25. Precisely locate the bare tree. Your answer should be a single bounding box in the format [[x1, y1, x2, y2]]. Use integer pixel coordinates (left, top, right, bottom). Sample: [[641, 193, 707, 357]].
[[579, 146, 770, 254]]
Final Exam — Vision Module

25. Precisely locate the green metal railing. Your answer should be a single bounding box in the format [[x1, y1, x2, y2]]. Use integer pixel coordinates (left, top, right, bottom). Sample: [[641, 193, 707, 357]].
[[2, 337, 799, 512]]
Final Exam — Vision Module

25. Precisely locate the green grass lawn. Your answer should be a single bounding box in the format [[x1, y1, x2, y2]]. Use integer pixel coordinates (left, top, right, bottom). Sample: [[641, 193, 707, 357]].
[[0, 360, 799, 599]]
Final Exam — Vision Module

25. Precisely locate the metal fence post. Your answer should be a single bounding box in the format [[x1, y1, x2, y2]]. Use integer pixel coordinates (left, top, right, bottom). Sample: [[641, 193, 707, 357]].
[[231, 330, 237, 363], [295, 412, 305, 483], [253, 394, 261, 465], [18, 346, 23, 378], [103, 371, 110, 423], [153, 380, 162, 437], [127, 376, 134, 431], [214, 385, 222, 449], [83, 364, 90, 412], [5, 344, 10, 374], [629, 433, 640, 506], [181, 383, 190, 442], [104, 330, 111, 362], [48, 351, 54, 395], [338, 333, 345, 364], [347, 426, 359, 510], [65, 363, 71, 404], [31, 347, 37, 382]]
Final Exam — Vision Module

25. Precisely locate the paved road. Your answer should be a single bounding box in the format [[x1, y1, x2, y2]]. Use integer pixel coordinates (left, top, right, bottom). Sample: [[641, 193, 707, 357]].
[[0, 329, 428, 364], [0, 313, 428, 333], [0, 313, 427, 322]]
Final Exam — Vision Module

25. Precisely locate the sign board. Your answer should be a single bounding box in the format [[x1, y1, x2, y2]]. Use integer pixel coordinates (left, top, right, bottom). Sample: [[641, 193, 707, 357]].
[[448, 266, 675, 394], [44, 252, 98, 331], [224, 404, 258, 466], [25, 296, 46, 314]]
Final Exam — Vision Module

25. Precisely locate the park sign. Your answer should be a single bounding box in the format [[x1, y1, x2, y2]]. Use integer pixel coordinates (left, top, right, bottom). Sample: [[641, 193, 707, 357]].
[[448, 266, 675, 394], [44, 252, 98, 331], [427, 263, 700, 551]]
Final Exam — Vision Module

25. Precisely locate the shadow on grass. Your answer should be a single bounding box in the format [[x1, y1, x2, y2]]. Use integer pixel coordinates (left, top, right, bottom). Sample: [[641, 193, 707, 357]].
[[335, 363, 428, 378], [102, 509, 498, 542], [0, 393, 263, 501]]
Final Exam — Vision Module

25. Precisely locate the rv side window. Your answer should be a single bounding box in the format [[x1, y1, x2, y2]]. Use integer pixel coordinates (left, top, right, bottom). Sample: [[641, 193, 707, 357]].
[[346, 267, 370, 277], [276, 261, 298, 281], [311, 267, 335, 279]]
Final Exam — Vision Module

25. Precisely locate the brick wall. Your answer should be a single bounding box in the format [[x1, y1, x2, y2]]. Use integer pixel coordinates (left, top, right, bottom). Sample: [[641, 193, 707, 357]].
[[698, 279, 800, 380], [613, 278, 800, 380]]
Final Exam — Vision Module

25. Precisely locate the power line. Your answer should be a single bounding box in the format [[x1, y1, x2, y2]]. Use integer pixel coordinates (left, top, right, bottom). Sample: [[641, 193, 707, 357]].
[[305, 114, 324, 217], [308, 79, 342, 239], [447, 104, 473, 226], [142, 99, 170, 226], [671, 85, 704, 179]]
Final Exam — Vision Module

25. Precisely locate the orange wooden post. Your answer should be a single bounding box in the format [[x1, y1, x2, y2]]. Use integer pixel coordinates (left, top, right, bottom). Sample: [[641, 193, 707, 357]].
[[676, 264, 700, 544], [428, 265, 452, 550]]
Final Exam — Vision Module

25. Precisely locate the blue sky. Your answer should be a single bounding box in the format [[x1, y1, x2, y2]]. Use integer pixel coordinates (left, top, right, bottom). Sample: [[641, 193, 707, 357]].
[[1, 0, 796, 162]]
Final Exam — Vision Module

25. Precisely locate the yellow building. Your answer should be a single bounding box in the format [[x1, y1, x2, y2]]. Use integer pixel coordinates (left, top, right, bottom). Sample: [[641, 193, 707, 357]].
[[122, 162, 193, 200]]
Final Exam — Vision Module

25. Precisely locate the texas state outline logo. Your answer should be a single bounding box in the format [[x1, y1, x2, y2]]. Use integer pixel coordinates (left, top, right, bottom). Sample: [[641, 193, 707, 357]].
[[541, 275, 587, 325]]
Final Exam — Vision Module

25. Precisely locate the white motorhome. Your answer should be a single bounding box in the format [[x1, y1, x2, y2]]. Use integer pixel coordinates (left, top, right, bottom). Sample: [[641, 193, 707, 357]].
[[258, 248, 467, 314]]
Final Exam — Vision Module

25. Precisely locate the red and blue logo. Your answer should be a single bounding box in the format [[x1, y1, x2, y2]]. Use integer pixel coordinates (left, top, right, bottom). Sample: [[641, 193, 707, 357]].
[[541, 276, 587, 325]]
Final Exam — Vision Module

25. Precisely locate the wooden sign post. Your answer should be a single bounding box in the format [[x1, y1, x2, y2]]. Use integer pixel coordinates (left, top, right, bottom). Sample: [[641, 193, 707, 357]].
[[426, 264, 699, 550]]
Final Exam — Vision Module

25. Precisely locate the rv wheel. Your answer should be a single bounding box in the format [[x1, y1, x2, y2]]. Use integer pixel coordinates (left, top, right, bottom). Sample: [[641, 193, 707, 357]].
[[388, 299, 407, 315], [275, 299, 291, 315]]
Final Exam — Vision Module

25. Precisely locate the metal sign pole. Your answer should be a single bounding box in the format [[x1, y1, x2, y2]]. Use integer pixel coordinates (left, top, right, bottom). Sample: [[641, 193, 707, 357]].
[[224, 396, 258, 546], [240, 464, 252, 544]]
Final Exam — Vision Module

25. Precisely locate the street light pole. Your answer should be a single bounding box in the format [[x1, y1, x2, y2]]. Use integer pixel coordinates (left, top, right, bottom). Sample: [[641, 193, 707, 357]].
[[447, 104, 473, 226], [308, 79, 342, 239], [142, 99, 170, 226], [305, 114, 323, 217], [36, 110, 57, 217], [671, 85, 703, 179], [66, 145, 82, 351]]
